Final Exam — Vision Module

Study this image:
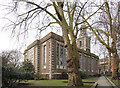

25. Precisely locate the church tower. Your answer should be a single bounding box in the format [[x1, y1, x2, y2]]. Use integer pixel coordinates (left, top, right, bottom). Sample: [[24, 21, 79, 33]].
[[77, 26, 91, 52]]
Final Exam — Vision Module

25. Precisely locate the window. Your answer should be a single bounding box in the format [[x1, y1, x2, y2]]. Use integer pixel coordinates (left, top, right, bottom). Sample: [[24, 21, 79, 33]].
[[84, 56, 86, 71], [79, 55, 82, 69], [96, 59, 98, 72], [56, 43, 66, 69], [86, 48, 90, 52], [56, 44, 59, 68], [88, 58, 91, 72], [28, 47, 34, 65], [43, 45, 46, 68], [60, 45, 63, 67], [80, 41, 82, 47], [91, 58, 94, 72], [35, 47, 38, 73], [63, 48, 66, 69], [96, 60, 98, 65]]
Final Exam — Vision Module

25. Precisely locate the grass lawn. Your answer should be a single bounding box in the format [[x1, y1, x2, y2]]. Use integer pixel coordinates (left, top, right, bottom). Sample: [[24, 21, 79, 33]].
[[17, 77, 98, 88], [107, 76, 120, 88], [26, 80, 68, 86], [83, 77, 99, 86]]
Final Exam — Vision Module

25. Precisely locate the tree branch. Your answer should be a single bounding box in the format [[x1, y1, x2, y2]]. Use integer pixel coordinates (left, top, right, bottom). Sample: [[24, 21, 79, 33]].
[[92, 27, 111, 37], [81, 14, 111, 50], [113, 7, 119, 31], [104, 2, 112, 36], [74, 1, 87, 36], [38, 22, 58, 32], [20, 0, 60, 24], [77, 3, 104, 25]]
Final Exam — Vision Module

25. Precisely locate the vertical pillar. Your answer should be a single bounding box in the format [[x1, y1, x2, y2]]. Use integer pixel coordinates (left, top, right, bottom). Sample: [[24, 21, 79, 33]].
[[49, 39, 52, 79], [49, 39, 54, 79]]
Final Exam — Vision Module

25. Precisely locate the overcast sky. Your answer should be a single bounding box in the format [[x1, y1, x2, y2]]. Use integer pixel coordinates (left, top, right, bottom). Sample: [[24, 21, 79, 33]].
[[0, 0, 50, 52]]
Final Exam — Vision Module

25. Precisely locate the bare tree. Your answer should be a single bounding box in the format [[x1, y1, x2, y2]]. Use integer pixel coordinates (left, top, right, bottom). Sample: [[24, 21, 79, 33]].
[[2, 0, 104, 86], [1, 50, 22, 68], [1, 0, 101, 86], [81, 0, 120, 79]]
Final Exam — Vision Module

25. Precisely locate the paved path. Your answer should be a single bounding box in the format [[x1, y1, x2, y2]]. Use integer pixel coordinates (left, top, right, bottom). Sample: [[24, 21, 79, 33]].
[[97, 76, 112, 88]]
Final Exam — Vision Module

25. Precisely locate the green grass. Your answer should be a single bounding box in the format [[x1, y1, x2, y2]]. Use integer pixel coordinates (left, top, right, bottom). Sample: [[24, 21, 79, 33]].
[[17, 77, 98, 88], [83, 77, 98, 86], [28, 80, 68, 86], [107, 76, 120, 88], [83, 77, 98, 82]]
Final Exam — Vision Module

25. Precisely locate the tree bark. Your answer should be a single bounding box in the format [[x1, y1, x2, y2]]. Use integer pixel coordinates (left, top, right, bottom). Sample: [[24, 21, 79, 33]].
[[108, 52, 111, 75], [66, 42, 83, 86], [111, 51, 119, 80], [60, 20, 83, 86]]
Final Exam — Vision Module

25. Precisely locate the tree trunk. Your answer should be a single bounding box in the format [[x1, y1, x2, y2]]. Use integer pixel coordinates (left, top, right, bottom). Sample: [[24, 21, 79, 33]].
[[66, 42, 83, 86], [61, 22, 83, 86], [108, 52, 111, 75], [112, 51, 119, 80]]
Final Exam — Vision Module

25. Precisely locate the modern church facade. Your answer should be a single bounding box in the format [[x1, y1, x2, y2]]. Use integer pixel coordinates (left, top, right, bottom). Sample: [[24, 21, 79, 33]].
[[24, 31, 99, 79]]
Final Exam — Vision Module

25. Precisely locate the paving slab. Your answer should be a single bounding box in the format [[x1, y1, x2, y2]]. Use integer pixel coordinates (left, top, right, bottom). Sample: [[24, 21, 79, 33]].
[[97, 76, 112, 88]]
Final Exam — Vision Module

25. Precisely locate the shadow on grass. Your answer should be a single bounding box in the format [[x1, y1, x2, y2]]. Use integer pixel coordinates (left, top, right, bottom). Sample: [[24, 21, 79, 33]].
[[18, 83, 32, 85], [17, 86, 92, 88], [112, 79, 120, 88], [17, 82, 93, 88], [62, 80, 68, 83]]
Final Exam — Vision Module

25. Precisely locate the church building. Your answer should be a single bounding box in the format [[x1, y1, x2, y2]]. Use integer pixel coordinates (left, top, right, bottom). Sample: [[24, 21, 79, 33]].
[[24, 30, 99, 79]]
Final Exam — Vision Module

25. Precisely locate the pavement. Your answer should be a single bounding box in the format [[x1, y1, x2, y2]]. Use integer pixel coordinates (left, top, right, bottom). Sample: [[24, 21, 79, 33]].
[[96, 76, 113, 88]]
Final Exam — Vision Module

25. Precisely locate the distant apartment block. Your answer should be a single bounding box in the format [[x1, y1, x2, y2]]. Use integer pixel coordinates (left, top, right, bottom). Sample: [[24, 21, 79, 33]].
[[98, 56, 111, 74], [24, 31, 99, 79]]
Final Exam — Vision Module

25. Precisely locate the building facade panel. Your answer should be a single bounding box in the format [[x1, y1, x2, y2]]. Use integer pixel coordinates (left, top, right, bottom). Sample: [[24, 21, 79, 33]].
[[40, 40, 50, 74], [24, 32, 99, 79]]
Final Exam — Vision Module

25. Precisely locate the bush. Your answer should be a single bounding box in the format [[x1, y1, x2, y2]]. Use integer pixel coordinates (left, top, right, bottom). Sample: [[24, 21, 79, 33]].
[[19, 61, 34, 73], [34, 73, 41, 80], [2, 66, 34, 88], [40, 77, 48, 80], [97, 74, 101, 77], [79, 71, 88, 79], [61, 72, 68, 79], [2, 66, 23, 88]]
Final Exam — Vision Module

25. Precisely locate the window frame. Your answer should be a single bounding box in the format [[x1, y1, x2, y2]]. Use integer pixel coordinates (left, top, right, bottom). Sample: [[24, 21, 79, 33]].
[[43, 44, 47, 69]]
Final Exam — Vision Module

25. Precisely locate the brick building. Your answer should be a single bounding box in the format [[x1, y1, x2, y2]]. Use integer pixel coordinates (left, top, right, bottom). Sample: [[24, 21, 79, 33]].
[[98, 57, 111, 74], [24, 31, 99, 79]]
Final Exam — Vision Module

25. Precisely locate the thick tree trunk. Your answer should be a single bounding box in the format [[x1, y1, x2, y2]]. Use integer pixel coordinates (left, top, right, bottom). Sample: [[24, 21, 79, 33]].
[[112, 51, 119, 80], [108, 52, 111, 75], [66, 42, 83, 86], [61, 22, 83, 86]]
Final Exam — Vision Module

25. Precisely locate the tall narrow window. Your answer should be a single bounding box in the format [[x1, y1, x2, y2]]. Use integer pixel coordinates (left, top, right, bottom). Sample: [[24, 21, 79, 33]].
[[91, 58, 94, 72], [80, 41, 82, 47], [96, 60, 98, 65], [60, 45, 63, 69], [96, 59, 98, 72], [79, 55, 82, 69], [56, 44, 59, 68], [88, 58, 90, 72], [43, 45, 46, 68], [63, 48, 66, 69], [84, 56, 86, 71], [35, 47, 38, 73], [28, 47, 34, 65]]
